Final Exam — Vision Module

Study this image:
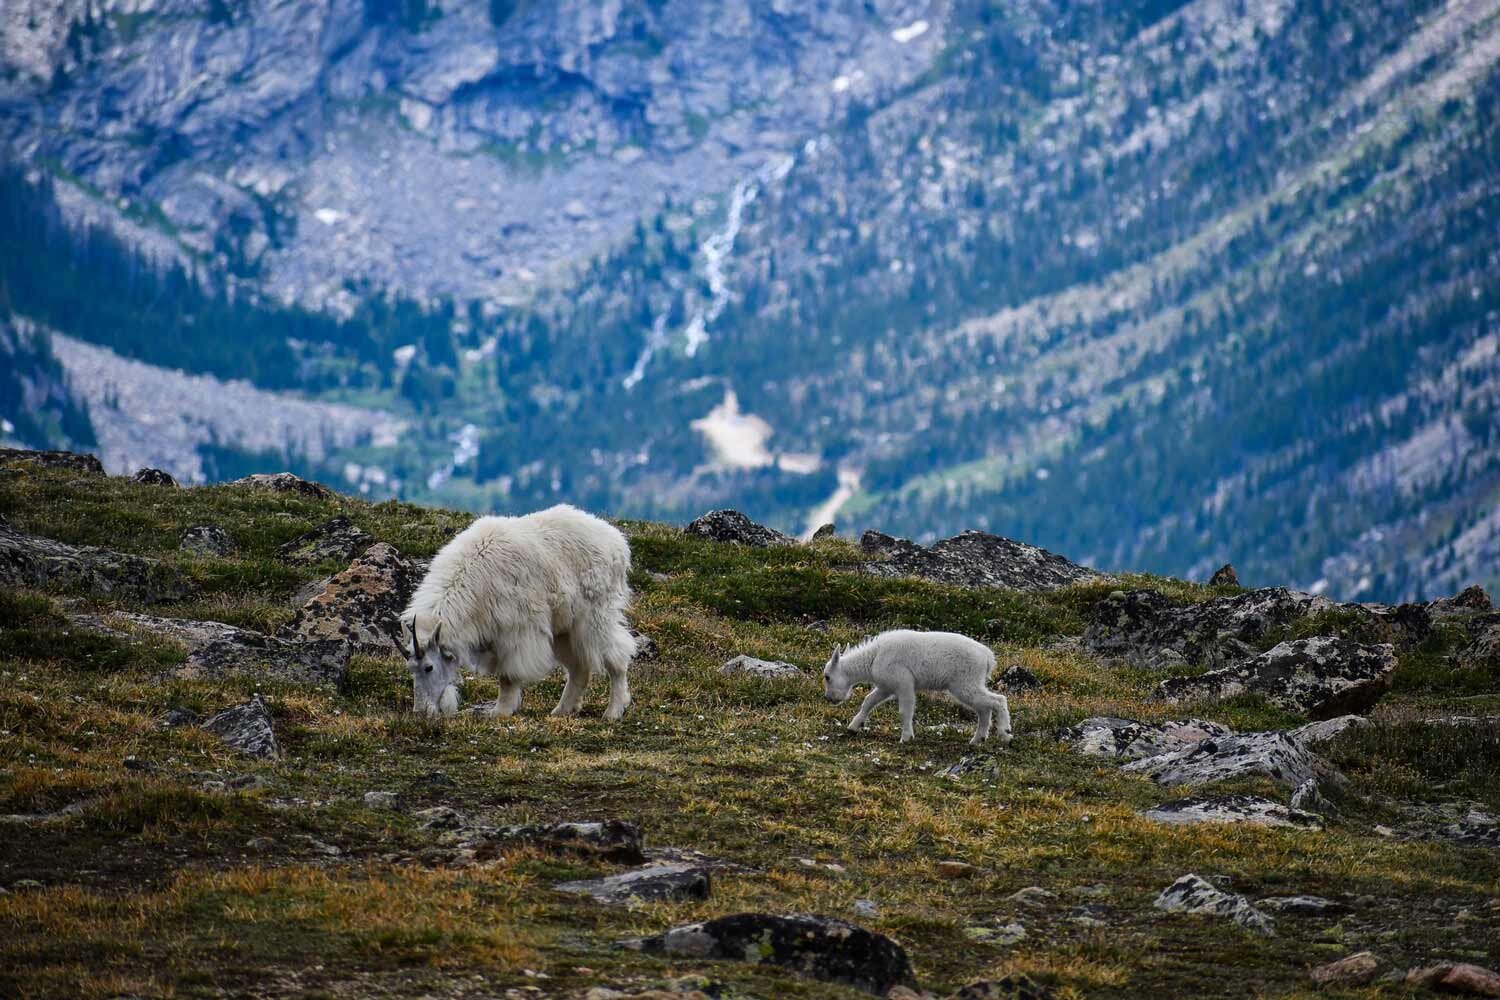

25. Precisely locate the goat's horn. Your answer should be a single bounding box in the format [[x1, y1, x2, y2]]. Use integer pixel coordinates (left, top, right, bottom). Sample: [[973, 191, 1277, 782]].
[[408, 619, 421, 658]]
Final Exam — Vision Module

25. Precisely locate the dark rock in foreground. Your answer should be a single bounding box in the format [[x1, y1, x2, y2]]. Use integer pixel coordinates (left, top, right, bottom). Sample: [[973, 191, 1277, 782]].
[[276, 515, 374, 566], [950, 975, 1057, 1000], [685, 509, 794, 547], [0, 448, 104, 476], [555, 861, 712, 904], [226, 472, 334, 500], [997, 664, 1041, 692], [202, 696, 279, 758], [283, 542, 421, 656], [1151, 637, 1396, 718], [858, 529, 1099, 591], [624, 912, 914, 995], [131, 467, 178, 487], [0, 519, 193, 603]]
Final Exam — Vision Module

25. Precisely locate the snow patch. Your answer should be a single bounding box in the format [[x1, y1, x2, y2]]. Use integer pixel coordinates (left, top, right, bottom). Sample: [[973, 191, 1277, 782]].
[[891, 20, 930, 44], [691, 389, 819, 474]]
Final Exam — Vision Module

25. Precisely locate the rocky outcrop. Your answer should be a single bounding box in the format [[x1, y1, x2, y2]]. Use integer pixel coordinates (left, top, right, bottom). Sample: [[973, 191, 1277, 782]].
[[1456, 625, 1500, 672], [493, 820, 645, 862], [1209, 564, 1240, 587], [276, 515, 373, 566], [180, 524, 236, 556], [283, 543, 420, 656], [1406, 963, 1500, 995], [719, 654, 802, 679], [0, 448, 104, 475], [131, 467, 177, 487], [226, 473, 333, 500], [555, 862, 713, 905], [202, 696, 279, 758], [1154, 874, 1274, 935], [1082, 587, 1334, 669], [624, 913, 915, 996], [949, 976, 1056, 1000], [997, 665, 1041, 692], [71, 611, 349, 688], [0, 519, 193, 603], [685, 509, 793, 547], [1151, 637, 1397, 718], [1140, 795, 1322, 829], [1057, 717, 1234, 761], [858, 529, 1100, 591]]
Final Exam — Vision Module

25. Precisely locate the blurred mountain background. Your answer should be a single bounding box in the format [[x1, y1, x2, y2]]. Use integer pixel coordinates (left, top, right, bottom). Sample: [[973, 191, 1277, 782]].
[[2, 0, 1498, 602]]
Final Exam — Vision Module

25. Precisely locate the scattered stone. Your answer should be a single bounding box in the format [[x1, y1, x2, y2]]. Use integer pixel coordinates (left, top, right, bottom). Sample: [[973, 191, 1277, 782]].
[[413, 806, 467, 830], [179, 524, 236, 556], [491, 820, 645, 862], [1291, 778, 1336, 816], [131, 467, 177, 487], [811, 522, 837, 540], [852, 899, 879, 917], [858, 528, 1100, 591], [1456, 626, 1500, 672], [937, 860, 981, 878], [555, 862, 712, 904], [0, 519, 194, 603], [1124, 729, 1334, 790], [939, 754, 1002, 779], [1260, 895, 1344, 915], [623, 913, 914, 995], [1151, 637, 1396, 718], [1007, 886, 1056, 907], [225, 472, 334, 500], [684, 509, 793, 547], [246, 836, 276, 851], [160, 708, 200, 728], [1154, 874, 1274, 935], [276, 515, 374, 566], [719, 654, 801, 679], [1141, 795, 1322, 829], [201, 696, 279, 759], [1392, 801, 1500, 849], [283, 542, 421, 656], [1310, 951, 1383, 987], [122, 755, 158, 773], [1209, 564, 1240, 587], [72, 610, 350, 688], [1407, 963, 1500, 996], [0, 448, 104, 475], [631, 628, 659, 662], [997, 664, 1041, 692], [963, 922, 1027, 946], [364, 791, 399, 810], [948, 975, 1055, 1000]]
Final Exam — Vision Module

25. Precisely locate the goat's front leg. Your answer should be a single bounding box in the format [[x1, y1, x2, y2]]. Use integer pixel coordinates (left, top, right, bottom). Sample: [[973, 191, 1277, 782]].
[[550, 636, 589, 717], [848, 687, 893, 732], [895, 680, 918, 743], [494, 680, 523, 716]]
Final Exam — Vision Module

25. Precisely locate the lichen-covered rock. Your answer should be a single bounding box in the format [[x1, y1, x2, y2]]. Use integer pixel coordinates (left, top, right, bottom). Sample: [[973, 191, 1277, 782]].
[[226, 472, 334, 500], [858, 528, 1099, 591], [719, 654, 801, 679], [1141, 795, 1322, 829], [180, 524, 236, 556], [0, 448, 104, 475], [1429, 585, 1494, 617], [202, 696, 279, 758], [555, 862, 713, 905], [1058, 717, 1233, 760], [623, 913, 915, 995], [1151, 637, 1397, 718], [997, 664, 1041, 692], [684, 509, 793, 547], [1209, 564, 1240, 588], [276, 515, 373, 566], [631, 628, 660, 662], [283, 543, 420, 655], [0, 519, 193, 603], [71, 611, 349, 688], [131, 467, 178, 487], [1456, 625, 1500, 672], [1154, 874, 1274, 935]]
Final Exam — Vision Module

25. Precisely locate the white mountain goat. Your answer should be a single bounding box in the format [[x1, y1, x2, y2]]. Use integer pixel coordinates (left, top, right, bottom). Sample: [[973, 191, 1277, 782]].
[[398, 505, 636, 720], [822, 629, 1012, 745]]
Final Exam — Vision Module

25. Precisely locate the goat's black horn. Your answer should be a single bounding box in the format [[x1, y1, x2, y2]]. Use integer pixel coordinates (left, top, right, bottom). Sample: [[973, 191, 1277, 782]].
[[408, 619, 421, 657]]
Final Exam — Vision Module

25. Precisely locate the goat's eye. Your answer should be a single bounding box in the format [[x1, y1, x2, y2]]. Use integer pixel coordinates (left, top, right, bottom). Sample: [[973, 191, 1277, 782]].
[[423, 665, 433, 674]]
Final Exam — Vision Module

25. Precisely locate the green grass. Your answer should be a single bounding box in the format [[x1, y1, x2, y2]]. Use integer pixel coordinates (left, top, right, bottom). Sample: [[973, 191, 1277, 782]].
[[0, 462, 1497, 998]]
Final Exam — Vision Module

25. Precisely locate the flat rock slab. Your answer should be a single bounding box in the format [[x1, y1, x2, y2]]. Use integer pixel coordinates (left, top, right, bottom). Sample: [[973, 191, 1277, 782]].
[[72, 611, 349, 688], [1, 520, 193, 604], [1259, 895, 1344, 915], [684, 509, 793, 547], [276, 515, 373, 566], [1154, 874, 1274, 935], [225, 472, 334, 499], [283, 542, 421, 656], [202, 696, 279, 759], [1406, 963, 1500, 995], [719, 654, 801, 679], [1059, 717, 1234, 760], [1152, 637, 1396, 718], [1142, 795, 1322, 829], [624, 912, 915, 996], [1310, 951, 1383, 987], [556, 862, 713, 904], [858, 529, 1099, 591], [0, 448, 104, 475]]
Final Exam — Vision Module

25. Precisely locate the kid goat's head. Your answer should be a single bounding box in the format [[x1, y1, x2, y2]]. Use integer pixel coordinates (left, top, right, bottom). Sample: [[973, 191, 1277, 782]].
[[822, 644, 853, 704], [402, 619, 461, 718]]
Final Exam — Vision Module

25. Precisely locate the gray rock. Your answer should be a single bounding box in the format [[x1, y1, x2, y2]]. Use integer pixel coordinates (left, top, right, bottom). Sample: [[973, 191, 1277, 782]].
[[1154, 874, 1274, 935], [811, 523, 838, 540], [490, 820, 645, 862], [413, 806, 468, 830], [997, 664, 1041, 692], [858, 529, 1099, 591], [1456, 625, 1500, 672], [852, 899, 879, 917], [1151, 637, 1397, 718], [963, 922, 1027, 946], [0, 519, 193, 603], [1428, 585, 1493, 616], [1141, 795, 1322, 829], [719, 654, 801, 679], [276, 515, 374, 566], [1291, 778, 1336, 816], [180, 524, 236, 556], [0, 448, 104, 475], [555, 862, 712, 904], [949, 975, 1056, 1000], [623, 912, 915, 995], [225, 472, 333, 500], [160, 708, 201, 728], [1309, 951, 1382, 987], [131, 467, 178, 487], [71, 611, 349, 688], [363, 791, 399, 810], [1258, 895, 1344, 915], [630, 627, 659, 662], [1209, 564, 1240, 587], [685, 509, 793, 547], [1058, 717, 1234, 761], [201, 696, 279, 759], [940, 754, 1003, 779], [282, 542, 420, 655]]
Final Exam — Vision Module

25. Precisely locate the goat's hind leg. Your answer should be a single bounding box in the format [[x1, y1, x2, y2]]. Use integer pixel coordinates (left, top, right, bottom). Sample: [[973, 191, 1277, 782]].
[[953, 684, 994, 745], [576, 616, 636, 721], [550, 634, 590, 718]]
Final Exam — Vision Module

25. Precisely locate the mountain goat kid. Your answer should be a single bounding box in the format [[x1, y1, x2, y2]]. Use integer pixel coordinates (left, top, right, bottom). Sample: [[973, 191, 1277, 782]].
[[822, 629, 1011, 745], [399, 505, 636, 721]]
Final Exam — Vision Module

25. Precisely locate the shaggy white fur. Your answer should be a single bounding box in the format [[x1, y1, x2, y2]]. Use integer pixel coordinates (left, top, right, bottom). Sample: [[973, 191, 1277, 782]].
[[822, 629, 1012, 745], [400, 504, 636, 720]]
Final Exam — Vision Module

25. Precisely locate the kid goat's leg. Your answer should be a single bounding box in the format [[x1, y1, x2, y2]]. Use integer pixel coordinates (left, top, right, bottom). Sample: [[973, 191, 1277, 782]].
[[848, 687, 893, 732], [895, 679, 918, 743], [954, 684, 994, 744]]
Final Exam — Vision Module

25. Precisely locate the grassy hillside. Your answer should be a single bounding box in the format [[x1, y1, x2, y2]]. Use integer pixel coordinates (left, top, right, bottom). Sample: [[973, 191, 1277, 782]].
[[0, 460, 1496, 999]]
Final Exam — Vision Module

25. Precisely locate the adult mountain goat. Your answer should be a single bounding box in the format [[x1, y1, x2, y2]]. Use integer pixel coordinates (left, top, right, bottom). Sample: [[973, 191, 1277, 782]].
[[399, 505, 636, 720]]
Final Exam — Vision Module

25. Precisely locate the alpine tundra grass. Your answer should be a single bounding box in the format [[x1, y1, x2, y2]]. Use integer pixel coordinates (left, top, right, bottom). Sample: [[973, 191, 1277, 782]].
[[0, 464, 1497, 999]]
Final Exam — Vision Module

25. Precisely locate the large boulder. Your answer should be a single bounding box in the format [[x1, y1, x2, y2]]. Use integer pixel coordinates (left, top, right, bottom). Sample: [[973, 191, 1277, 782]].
[[225, 472, 334, 500], [202, 696, 279, 758], [0, 519, 193, 603], [1456, 624, 1500, 672], [1151, 637, 1397, 718], [1154, 874, 1274, 935], [71, 611, 349, 688], [858, 529, 1099, 591], [684, 509, 793, 547], [1141, 795, 1322, 829], [276, 515, 373, 567], [0, 448, 104, 475], [283, 543, 421, 656], [624, 913, 914, 996]]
